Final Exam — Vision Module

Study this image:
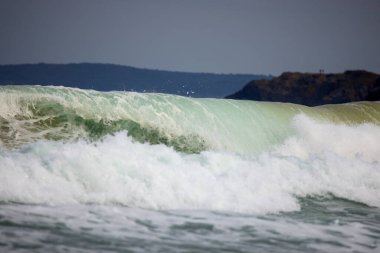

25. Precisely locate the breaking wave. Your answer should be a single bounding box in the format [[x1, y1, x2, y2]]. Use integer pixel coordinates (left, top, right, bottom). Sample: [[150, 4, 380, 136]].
[[0, 85, 379, 214]]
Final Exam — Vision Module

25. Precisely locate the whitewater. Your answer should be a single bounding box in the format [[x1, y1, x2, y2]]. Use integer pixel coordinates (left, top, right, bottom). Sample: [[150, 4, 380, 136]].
[[0, 85, 379, 252]]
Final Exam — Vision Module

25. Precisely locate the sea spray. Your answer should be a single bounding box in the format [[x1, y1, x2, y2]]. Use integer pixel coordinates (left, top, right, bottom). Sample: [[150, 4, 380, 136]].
[[1, 118, 379, 213]]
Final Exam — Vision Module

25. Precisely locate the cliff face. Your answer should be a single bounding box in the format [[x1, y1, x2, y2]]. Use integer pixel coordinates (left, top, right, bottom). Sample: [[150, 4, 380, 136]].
[[226, 70, 380, 106]]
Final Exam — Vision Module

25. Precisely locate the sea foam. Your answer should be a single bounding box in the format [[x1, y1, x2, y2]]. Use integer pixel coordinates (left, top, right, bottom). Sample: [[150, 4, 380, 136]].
[[1, 115, 379, 214]]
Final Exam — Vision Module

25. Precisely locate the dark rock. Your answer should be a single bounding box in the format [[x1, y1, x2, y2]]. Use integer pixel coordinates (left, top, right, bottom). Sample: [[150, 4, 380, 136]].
[[226, 70, 380, 106]]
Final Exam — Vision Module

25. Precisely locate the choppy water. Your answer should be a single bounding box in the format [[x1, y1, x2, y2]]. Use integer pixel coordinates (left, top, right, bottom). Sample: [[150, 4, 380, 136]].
[[0, 86, 379, 252], [1, 198, 379, 253]]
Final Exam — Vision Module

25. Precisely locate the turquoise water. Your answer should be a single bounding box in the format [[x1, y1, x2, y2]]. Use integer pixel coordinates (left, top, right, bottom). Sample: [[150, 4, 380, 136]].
[[0, 86, 379, 252]]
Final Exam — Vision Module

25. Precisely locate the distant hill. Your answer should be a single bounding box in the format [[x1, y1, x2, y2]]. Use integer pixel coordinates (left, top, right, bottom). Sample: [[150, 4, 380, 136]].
[[0, 63, 269, 98], [226, 70, 380, 106]]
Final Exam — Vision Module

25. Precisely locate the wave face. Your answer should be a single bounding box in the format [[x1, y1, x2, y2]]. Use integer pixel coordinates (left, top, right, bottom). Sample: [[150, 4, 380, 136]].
[[1, 85, 380, 213]]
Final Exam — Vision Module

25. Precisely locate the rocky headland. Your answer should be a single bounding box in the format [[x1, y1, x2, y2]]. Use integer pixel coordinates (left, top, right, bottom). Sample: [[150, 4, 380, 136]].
[[226, 70, 380, 106]]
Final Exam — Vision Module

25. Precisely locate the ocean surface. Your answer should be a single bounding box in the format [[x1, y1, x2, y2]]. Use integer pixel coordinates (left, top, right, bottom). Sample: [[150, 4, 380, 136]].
[[0, 85, 379, 252]]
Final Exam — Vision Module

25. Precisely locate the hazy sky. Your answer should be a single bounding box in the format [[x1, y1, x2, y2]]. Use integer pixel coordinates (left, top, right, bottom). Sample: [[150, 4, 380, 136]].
[[0, 0, 379, 75]]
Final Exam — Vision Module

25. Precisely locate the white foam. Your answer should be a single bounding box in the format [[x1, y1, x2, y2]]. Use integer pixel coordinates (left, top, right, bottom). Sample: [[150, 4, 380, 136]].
[[276, 114, 380, 162], [1, 114, 380, 214]]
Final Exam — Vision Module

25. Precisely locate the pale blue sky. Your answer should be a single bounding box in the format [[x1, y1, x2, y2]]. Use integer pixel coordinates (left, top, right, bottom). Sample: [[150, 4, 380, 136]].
[[0, 0, 379, 75]]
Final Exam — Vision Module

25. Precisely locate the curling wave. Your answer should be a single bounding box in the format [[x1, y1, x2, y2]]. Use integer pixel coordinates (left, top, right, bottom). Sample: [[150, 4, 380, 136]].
[[0, 85, 379, 213]]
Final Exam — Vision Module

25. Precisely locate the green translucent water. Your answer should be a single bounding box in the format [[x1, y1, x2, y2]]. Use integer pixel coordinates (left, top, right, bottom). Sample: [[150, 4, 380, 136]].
[[1, 85, 379, 154]]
